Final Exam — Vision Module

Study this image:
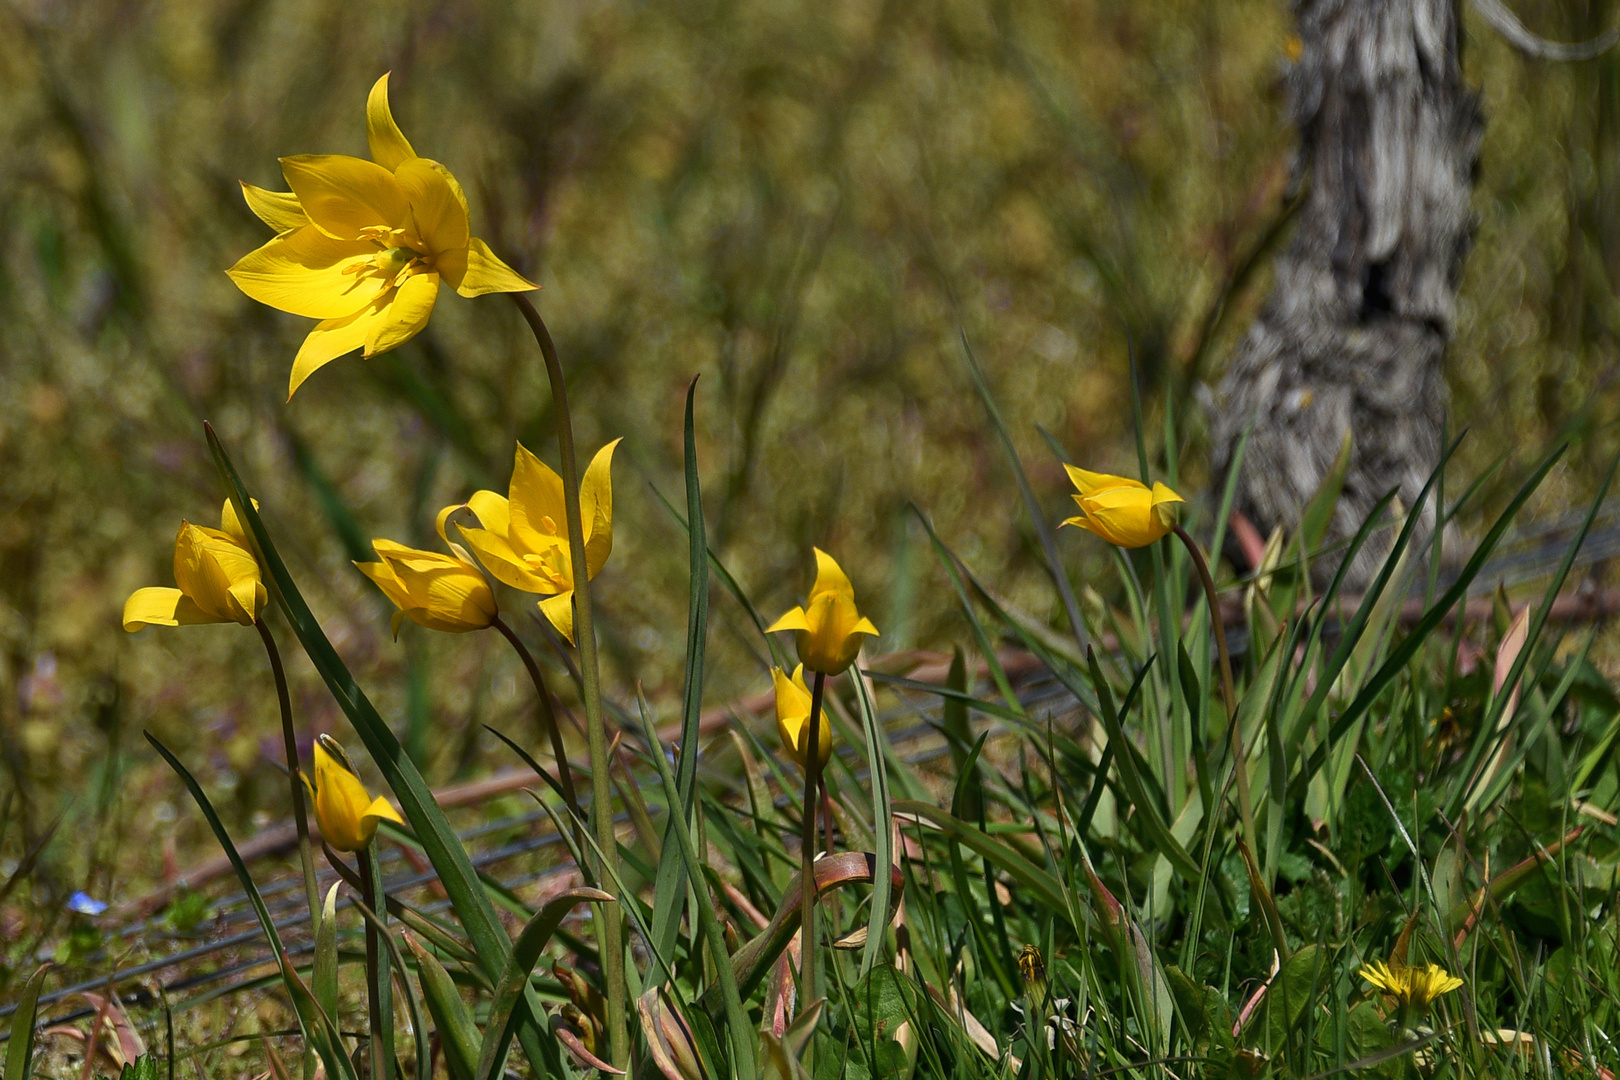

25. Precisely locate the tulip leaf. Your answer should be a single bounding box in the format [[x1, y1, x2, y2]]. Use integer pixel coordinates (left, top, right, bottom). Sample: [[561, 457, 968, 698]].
[[650, 379, 709, 964], [203, 425, 558, 1077], [406, 935, 481, 1080], [349, 896, 430, 1080], [636, 694, 756, 1079], [474, 887, 615, 1080], [851, 669, 895, 976], [1293, 440, 1568, 801], [890, 801, 1067, 918], [313, 884, 340, 1029], [144, 733, 358, 1080], [5, 963, 50, 1080]]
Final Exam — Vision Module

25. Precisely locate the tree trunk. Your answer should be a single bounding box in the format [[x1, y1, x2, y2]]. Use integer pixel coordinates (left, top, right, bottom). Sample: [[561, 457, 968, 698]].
[[1212, 0, 1481, 587]]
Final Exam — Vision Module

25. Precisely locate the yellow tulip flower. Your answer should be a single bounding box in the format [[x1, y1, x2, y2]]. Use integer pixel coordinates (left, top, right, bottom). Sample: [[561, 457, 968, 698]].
[[123, 501, 268, 630], [773, 664, 830, 769], [304, 736, 403, 853], [441, 439, 620, 644], [1060, 465, 1184, 549], [355, 539, 497, 639], [227, 73, 538, 399], [766, 548, 879, 675], [1358, 960, 1463, 1012]]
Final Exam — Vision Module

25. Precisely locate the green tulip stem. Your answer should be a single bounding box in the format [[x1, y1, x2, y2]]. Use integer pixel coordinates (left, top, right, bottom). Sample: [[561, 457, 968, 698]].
[[1171, 524, 1255, 847], [357, 843, 393, 1080], [490, 614, 587, 844], [255, 618, 320, 931], [508, 291, 628, 1067], [798, 669, 828, 1054]]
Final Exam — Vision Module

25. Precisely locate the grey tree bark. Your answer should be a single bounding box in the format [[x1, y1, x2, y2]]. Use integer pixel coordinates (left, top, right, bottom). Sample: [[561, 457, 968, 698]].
[[1211, 0, 1482, 587]]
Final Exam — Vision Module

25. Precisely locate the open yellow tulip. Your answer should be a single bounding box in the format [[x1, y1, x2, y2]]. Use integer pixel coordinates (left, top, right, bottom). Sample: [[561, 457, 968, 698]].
[[773, 664, 831, 769], [227, 73, 538, 399], [356, 539, 497, 638], [440, 439, 620, 644], [1060, 465, 1184, 548], [304, 736, 403, 852], [766, 548, 879, 675], [124, 501, 267, 630]]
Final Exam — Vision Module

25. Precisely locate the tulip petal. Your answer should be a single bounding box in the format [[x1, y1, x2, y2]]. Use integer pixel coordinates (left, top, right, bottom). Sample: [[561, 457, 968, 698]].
[[809, 547, 856, 604], [288, 299, 392, 398], [226, 226, 380, 320], [442, 236, 538, 297], [122, 587, 221, 630], [538, 591, 575, 644], [1064, 464, 1144, 497], [580, 439, 620, 579], [364, 271, 439, 356], [765, 606, 811, 634], [362, 795, 404, 828], [458, 524, 555, 593], [366, 73, 417, 170], [851, 616, 880, 637], [357, 558, 412, 611], [508, 442, 569, 558], [281, 154, 411, 242], [395, 158, 469, 255], [219, 497, 259, 547], [240, 182, 309, 234], [465, 490, 512, 537]]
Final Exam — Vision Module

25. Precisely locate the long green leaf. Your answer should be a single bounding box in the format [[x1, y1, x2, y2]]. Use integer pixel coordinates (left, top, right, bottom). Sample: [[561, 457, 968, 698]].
[[145, 733, 357, 1080], [205, 426, 506, 972], [475, 888, 614, 1080], [1293, 442, 1568, 797], [406, 935, 481, 1080], [204, 426, 559, 1077], [4, 964, 49, 1080], [636, 694, 756, 1078], [350, 897, 431, 1080], [891, 801, 1067, 915], [651, 379, 709, 963], [852, 670, 894, 976]]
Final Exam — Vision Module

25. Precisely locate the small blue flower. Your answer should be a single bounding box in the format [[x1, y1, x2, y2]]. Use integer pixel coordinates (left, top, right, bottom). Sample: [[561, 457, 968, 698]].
[[67, 891, 108, 916]]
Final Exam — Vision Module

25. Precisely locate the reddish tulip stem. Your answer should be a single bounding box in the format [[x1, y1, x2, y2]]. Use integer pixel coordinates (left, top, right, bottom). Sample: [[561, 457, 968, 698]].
[[490, 614, 587, 850], [256, 618, 319, 929], [798, 670, 827, 1053], [508, 291, 627, 1066]]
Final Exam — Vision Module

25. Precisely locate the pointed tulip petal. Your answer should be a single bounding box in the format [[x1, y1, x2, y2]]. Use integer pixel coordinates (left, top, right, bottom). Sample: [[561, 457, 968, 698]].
[[851, 616, 880, 637], [457, 525, 555, 593], [809, 548, 856, 603], [226, 226, 379, 320], [580, 439, 620, 579], [122, 587, 221, 630], [281, 154, 411, 242], [1063, 464, 1143, 497], [465, 490, 512, 537], [288, 300, 391, 398], [240, 182, 308, 234], [395, 159, 469, 255], [364, 271, 439, 356], [366, 73, 417, 170], [362, 795, 404, 828], [508, 442, 569, 558], [443, 236, 538, 297], [766, 606, 811, 634], [538, 591, 576, 644]]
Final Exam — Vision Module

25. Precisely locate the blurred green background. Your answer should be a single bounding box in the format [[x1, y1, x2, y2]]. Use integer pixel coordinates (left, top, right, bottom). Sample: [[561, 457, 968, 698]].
[[1, 0, 1618, 933]]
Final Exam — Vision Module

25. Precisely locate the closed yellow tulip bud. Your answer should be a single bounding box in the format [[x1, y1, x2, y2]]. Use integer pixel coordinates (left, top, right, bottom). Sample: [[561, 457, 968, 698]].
[[124, 501, 268, 630], [773, 664, 830, 769], [355, 539, 497, 638], [1060, 466, 1184, 548], [443, 439, 620, 645], [765, 548, 879, 675], [304, 736, 403, 852]]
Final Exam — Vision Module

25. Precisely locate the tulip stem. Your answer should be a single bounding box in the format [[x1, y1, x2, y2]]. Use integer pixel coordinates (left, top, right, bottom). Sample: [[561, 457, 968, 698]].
[[508, 291, 627, 1067], [798, 670, 827, 1060], [490, 614, 587, 849], [357, 844, 393, 1080], [256, 618, 320, 931], [1171, 525, 1255, 848]]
